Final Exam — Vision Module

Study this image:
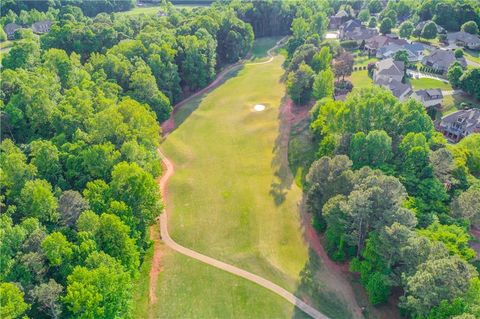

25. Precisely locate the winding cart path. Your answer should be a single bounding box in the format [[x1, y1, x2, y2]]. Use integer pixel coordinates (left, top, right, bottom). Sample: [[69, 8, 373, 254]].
[[150, 37, 329, 319]]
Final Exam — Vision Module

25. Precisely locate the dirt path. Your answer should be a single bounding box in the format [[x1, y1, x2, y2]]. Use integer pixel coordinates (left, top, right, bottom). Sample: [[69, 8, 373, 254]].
[[279, 98, 364, 319], [148, 37, 330, 319]]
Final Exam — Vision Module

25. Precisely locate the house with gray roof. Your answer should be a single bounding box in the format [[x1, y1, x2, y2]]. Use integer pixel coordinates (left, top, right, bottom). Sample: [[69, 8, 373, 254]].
[[364, 34, 408, 55], [422, 49, 467, 73], [373, 58, 412, 100], [446, 31, 480, 50], [3, 23, 21, 40], [437, 109, 480, 142], [31, 20, 52, 34], [411, 89, 443, 108], [373, 58, 405, 83], [377, 42, 430, 61], [339, 19, 362, 38]]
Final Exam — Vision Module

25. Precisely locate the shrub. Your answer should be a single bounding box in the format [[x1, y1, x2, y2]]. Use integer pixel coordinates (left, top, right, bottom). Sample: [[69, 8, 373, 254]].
[[340, 40, 358, 50]]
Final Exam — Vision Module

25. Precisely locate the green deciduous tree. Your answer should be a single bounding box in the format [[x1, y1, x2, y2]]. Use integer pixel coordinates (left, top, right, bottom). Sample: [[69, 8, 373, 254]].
[[18, 179, 58, 224], [380, 18, 394, 34], [30, 140, 61, 187], [461, 21, 479, 35], [312, 68, 334, 100], [0, 282, 30, 318], [448, 63, 464, 88], [41, 232, 74, 268], [63, 252, 132, 319], [311, 46, 332, 73], [109, 162, 161, 243], [286, 62, 314, 105], [422, 21, 438, 39], [418, 222, 476, 261], [399, 21, 414, 38]]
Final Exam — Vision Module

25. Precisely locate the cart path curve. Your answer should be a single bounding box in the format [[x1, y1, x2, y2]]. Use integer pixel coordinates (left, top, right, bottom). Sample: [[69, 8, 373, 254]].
[[157, 150, 328, 319], [152, 36, 328, 319]]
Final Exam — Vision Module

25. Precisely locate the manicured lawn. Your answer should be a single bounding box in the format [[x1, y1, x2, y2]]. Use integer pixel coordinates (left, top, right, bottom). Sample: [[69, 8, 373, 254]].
[[410, 77, 453, 91], [349, 70, 373, 89], [250, 36, 283, 61], [142, 39, 356, 319], [465, 49, 480, 64], [354, 55, 378, 67], [442, 93, 480, 117]]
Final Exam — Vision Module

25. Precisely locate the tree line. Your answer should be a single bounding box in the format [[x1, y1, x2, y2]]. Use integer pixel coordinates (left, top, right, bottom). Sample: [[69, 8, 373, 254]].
[[0, 1, 278, 317], [280, 1, 480, 318]]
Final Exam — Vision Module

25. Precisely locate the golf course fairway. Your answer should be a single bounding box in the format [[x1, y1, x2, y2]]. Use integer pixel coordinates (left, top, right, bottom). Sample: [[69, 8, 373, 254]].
[[137, 40, 356, 319]]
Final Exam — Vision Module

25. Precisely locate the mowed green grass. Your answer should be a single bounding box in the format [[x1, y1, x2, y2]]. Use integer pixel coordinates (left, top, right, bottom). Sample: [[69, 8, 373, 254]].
[[350, 70, 373, 89], [163, 56, 308, 285], [410, 77, 452, 91], [250, 36, 283, 61], [155, 46, 309, 317]]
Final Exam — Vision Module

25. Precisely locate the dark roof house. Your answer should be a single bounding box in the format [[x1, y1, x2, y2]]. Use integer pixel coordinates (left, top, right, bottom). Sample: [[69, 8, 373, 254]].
[[422, 49, 467, 73], [329, 10, 349, 29], [3, 23, 21, 39], [437, 109, 480, 142], [31, 20, 52, 34], [339, 19, 362, 38]]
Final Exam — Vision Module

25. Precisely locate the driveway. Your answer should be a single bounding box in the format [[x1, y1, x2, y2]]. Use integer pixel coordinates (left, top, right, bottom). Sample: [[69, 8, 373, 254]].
[[407, 70, 449, 83]]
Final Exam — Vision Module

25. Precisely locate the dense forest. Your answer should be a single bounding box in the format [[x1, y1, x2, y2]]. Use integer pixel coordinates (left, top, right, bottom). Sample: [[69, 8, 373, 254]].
[[1, 0, 480, 318]]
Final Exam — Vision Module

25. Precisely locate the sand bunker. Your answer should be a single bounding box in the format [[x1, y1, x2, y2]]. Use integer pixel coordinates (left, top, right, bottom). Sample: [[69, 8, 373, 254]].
[[253, 104, 266, 112]]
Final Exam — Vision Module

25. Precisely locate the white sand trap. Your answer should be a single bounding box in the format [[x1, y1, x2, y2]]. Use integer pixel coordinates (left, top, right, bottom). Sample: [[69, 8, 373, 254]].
[[253, 104, 266, 112]]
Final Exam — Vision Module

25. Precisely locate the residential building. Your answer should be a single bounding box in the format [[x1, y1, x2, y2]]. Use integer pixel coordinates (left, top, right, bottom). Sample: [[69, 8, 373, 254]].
[[373, 58, 412, 100], [3, 23, 21, 40], [377, 42, 430, 61], [365, 34, 407, 55], [373, 58, 405, 83], [31, 20, 52, 34], [422, 49, 467, 73], [339, 19, 362, 38], [411, 89, 443, 108], [329, 10, 349, 30], [446, 31, 480, 50], [437, 109, 480, 142]]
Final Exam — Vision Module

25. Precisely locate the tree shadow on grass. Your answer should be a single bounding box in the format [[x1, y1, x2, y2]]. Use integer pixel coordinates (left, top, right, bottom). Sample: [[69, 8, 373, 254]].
[[292, 249, 354, 319], [170, 66, 243, 134], [269, 94, 295, 206]]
